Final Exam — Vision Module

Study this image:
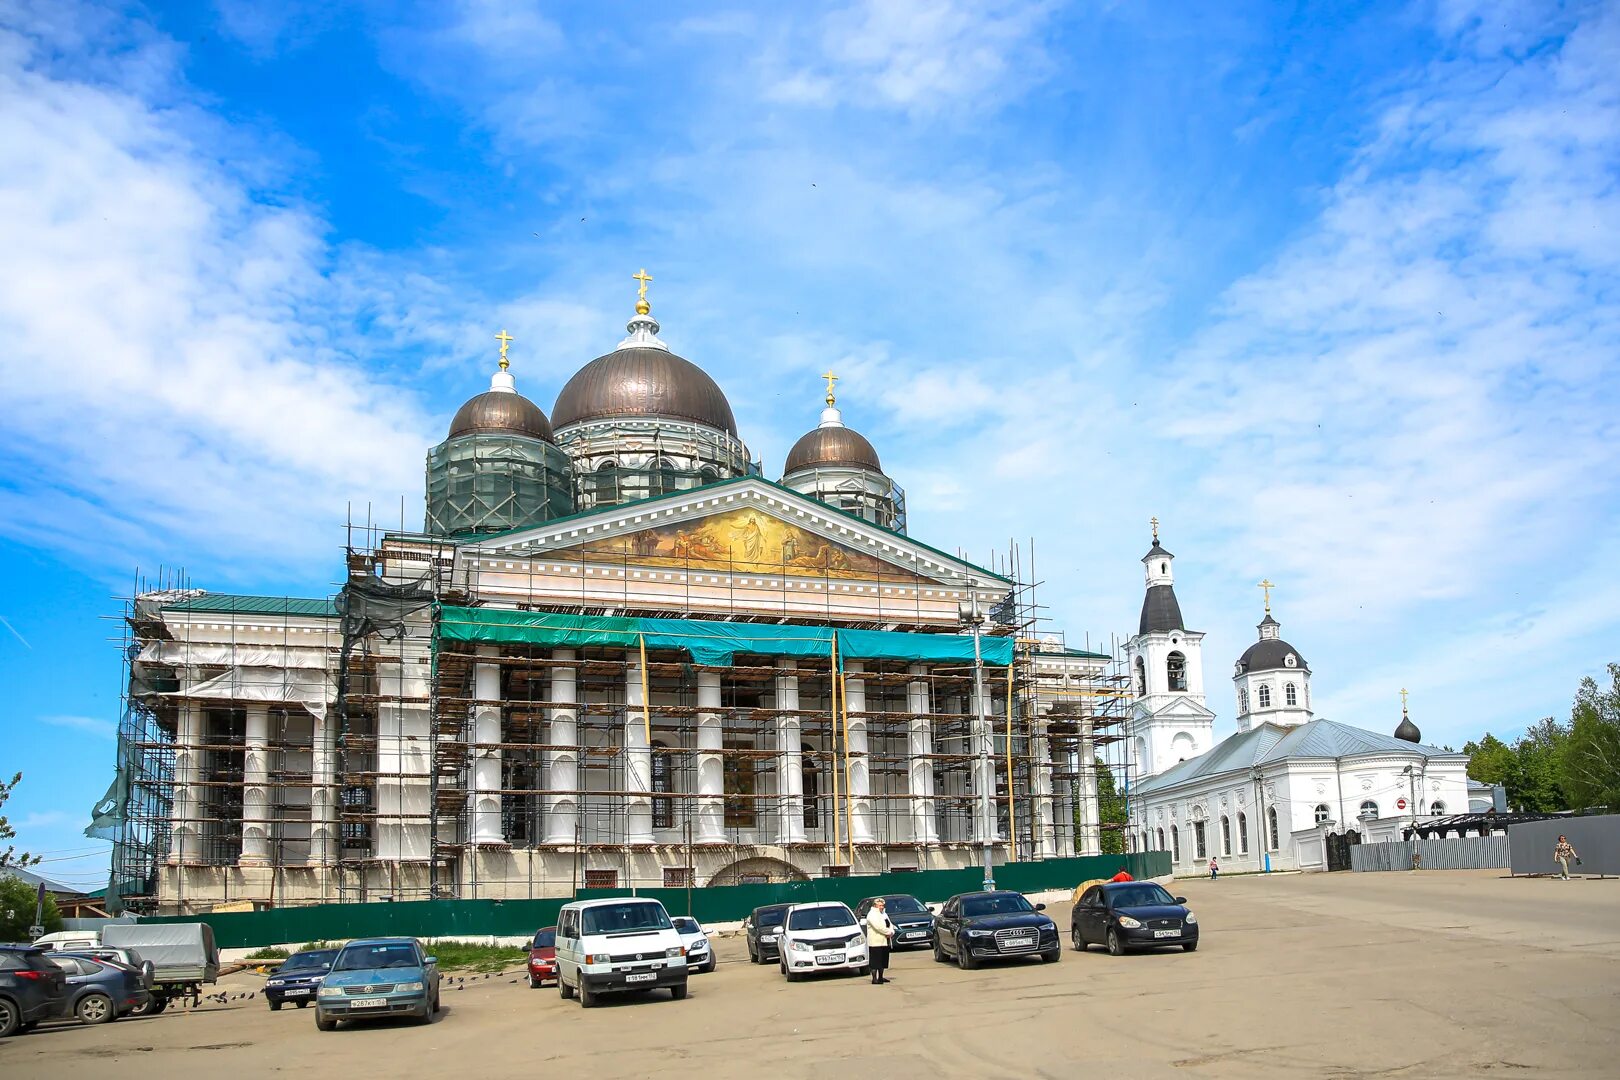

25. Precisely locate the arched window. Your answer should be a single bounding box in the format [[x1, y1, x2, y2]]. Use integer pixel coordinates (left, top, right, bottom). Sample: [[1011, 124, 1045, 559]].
[[1170, 824, 1181, 862], [1267, 807, 1279, 850], [1193, 820, 1207, 859], [1166, 651, 1188, 692], [1358, 800, 1379, 820], [1238, 687, 1249, 713], [1237, 811, 1248, 854], [1313, 803, 1331, 825], [1220, 815, 1231, 855], [1430, 801, 1446, 815], [591, 459, 620, 504], [1171, 731, 1195, 761], [649, 456, 681, 497], [698, 465, 720, 485], [1161, 562, 1167, 574], [1156, 827, 1165, 852], [1134, 656, 1146, 696], [651, 741, 674, 829], [1285, 683, 1298, 706], [802, 743, 820, 829], [1133, 736, 1147, 774], [1258, 684, 1272, 708]]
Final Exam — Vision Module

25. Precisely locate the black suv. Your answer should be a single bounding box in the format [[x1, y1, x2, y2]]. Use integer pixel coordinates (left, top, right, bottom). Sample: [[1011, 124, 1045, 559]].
[[854, 894, 936, 949], [0, 944, 68, 1037], [743, 904, 793, 963], [932, 890, 1061, 969]]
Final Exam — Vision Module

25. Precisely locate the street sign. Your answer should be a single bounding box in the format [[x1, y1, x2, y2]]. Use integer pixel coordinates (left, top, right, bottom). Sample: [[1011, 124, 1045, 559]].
[[29, 924, 44, 938], [1396, 797, 1408, 810]]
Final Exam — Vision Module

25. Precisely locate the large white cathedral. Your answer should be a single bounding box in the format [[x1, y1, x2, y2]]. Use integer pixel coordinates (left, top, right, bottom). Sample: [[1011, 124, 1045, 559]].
[[1124, 530, 1471, 873]]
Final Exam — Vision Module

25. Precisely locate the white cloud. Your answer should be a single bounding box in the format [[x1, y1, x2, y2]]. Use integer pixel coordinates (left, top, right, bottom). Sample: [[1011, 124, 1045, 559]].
[[41, 715, 117, 739]]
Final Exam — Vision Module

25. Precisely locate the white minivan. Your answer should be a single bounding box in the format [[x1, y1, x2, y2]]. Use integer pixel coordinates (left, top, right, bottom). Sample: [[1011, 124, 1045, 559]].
[[554, 897, 689, 1008]]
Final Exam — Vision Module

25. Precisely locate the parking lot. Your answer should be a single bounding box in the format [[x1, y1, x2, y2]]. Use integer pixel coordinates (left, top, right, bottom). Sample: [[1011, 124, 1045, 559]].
[[4, 870, 1617, 1079]]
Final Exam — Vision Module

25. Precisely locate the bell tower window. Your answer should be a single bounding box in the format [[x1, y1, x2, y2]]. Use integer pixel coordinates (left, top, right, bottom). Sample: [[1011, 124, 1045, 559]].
[[1258, 684, 1271, 708], [1285, 683, 1298, 706], [1166, 651, 1187, 692]]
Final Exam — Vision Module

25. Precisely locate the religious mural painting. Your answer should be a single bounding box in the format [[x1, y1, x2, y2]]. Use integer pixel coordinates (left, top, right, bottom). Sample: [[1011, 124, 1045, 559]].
[[569, 507, 923, 581]]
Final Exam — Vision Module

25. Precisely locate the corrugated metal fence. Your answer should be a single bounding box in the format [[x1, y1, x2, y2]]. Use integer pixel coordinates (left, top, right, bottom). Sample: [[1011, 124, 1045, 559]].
[[144, 851, 1171, 949], [1350, 835, 1510, 872]]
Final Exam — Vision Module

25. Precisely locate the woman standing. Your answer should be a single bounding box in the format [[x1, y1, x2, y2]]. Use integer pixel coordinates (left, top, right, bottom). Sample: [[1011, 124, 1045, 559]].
[[865, 897, 896, 985], [1554, 835, 1580, 880]]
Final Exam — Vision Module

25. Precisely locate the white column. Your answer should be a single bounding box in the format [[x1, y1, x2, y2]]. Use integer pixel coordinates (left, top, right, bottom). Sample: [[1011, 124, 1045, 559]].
[[1053, 741, 1076, 856], [469, 654, 505, 846], [169, 702, 203, 864], [775, 661, 806, 845], [844, 661, 875, 844], [969, 679, 997, 843], [1079, 717, 1101, 856], [695, 669, 727, 843], [1032, 720, 1058, 859], [907, 665, 939, 845], [309, 710, 337, 865], [543, 649, 578, 845], [624, 651, 655, 844], [240, 704, 271, 865]]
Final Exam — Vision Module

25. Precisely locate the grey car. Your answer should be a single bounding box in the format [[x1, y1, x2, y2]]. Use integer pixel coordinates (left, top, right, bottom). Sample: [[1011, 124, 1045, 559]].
[[46, 954, 149, 1024], [1, 945, 68, 1037]]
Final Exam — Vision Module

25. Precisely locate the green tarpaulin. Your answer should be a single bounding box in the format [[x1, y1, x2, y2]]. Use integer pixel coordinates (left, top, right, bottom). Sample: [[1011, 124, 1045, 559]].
[[436, 606, 1015, 667]]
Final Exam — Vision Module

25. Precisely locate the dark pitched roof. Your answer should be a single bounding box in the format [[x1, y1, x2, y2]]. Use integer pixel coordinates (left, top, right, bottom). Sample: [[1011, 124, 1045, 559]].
[[1144, 542, 1173, 560], [1237, 637, 1307, 673], [1138, 584, 1184, 634]]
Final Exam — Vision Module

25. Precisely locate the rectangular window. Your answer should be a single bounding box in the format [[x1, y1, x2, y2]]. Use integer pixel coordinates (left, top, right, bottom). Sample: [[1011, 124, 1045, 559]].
[[662, 867, 693, 888], [583, 869, 618, 889], [1194, 821, 1207, 860], [1238, 813, 1249, 854]]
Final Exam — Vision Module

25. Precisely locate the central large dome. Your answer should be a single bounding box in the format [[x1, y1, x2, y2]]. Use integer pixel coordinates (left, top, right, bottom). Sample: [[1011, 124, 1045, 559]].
[[552, 347, 738, 436]]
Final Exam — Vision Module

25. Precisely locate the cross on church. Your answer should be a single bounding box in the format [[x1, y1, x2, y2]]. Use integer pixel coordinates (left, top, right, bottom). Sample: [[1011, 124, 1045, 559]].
[[633, 268, 652, 301], [1258, 578, 1275, 613], [1150, 516, 1159, 543], [822, 370, 838, 407], [1400, 687, 1409, 713], [495, 329, 514, 370]]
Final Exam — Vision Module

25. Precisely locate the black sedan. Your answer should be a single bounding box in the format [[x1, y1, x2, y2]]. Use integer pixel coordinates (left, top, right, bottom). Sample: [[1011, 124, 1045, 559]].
[[744, 904, 793, 964], [1071, 882, 1199, 955], [264, 947, 339, 1010], [854, 894, 935, 949], [932, 890, 1061, 969]]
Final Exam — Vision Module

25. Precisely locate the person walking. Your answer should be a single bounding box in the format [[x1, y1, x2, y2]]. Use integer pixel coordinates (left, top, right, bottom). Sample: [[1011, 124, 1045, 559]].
[[1209, 856, 1219, 881], [1554, 835, 1580, 880], [865, 897, 896, 985]]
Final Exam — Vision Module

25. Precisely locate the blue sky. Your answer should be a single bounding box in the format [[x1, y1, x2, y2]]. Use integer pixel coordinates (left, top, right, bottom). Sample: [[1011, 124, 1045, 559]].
[[1, 0, 1616, 889]]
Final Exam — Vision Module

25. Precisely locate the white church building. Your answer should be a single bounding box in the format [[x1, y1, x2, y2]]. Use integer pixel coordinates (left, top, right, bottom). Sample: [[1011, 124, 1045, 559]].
[[1125, 532, 1470, 873]]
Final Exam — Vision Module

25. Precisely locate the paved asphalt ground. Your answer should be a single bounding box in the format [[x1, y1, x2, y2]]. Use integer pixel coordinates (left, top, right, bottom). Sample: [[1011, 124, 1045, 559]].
[[5, 869, 1617, 1079]]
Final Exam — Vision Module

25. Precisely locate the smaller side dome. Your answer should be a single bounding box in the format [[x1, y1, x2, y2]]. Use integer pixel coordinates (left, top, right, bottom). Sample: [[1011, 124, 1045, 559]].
[[449, 391, 555, 442], [784, 426, 883, 473], [1394, 714, 1422, 743]]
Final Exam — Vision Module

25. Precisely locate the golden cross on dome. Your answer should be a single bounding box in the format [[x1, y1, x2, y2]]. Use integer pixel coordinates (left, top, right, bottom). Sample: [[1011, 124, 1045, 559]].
[[1258, 578, 1275, 614], [495, 329, 514, 371], [822, 370, 839, 407], [1150, 516, 1159, 543], [1400, 687, 1409, 714], [633, 268, 653, 314]]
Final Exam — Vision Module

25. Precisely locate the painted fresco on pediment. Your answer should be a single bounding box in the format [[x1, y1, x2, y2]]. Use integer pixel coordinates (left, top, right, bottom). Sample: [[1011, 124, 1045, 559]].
[[569, 508, 922, 581]]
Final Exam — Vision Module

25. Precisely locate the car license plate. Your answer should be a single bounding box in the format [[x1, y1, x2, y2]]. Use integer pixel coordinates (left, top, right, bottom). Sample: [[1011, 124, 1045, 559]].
[[1002, 937, 1034, 950], [816, 953, 845, 965], [348, 997, 388, 1009], [625, 972, 658, 983], [905, 930, 927, 938], [283, 988, 311, 996], [1153, 929, 1182, 938]]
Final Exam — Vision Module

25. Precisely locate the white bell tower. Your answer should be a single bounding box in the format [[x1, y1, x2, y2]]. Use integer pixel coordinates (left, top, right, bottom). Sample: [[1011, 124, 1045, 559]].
[[1124, 521, 1216, 779]]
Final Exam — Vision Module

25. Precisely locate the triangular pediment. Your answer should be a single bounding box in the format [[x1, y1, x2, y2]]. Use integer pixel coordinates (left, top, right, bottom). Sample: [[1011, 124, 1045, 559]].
[[467, 478, 1008, 589], [1142, 695, 1217, 721]]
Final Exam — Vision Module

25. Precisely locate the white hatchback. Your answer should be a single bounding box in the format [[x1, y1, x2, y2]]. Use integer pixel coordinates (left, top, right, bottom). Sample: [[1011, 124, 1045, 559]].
[[777, 902, 868, 981], [670, 917, 716, 974]]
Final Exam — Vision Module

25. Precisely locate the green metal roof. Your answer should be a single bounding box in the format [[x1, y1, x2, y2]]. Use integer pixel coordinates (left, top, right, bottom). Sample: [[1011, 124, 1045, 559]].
[[161, 593, 339, 618], [421, 474, 1012, 584]]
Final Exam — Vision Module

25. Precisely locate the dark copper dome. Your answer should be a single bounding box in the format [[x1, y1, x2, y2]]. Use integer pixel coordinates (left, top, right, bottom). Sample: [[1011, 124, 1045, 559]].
[[552, 347, 737, 436], [448, 391, 556, 442], [783, 426, 883, 473]]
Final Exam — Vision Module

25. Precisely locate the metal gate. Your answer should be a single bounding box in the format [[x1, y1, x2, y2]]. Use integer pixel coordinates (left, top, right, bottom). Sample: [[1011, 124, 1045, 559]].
[[1325, 829, 1361, 871]]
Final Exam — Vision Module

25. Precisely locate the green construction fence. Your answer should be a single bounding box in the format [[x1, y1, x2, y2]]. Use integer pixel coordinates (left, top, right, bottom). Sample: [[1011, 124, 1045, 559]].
[[146, 852, 1169, 950]]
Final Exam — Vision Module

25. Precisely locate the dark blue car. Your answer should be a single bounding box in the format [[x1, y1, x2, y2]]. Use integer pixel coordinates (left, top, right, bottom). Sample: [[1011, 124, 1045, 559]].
[[265, 948, 338, 1010], [1071, 881, 1200, 955], [0, 945, 68, 1037]]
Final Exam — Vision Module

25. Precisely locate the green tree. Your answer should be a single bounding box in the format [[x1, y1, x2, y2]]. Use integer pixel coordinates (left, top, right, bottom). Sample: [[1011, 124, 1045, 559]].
[[1463, 733, 1514, 786], [1, 772, 41, 869], [1561, 663, 1620, 811], [0, 875, 65, 941], [1096, 758, 1127, 855]]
